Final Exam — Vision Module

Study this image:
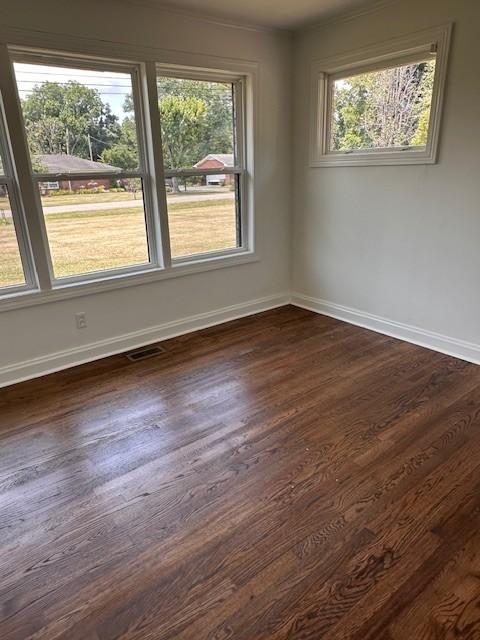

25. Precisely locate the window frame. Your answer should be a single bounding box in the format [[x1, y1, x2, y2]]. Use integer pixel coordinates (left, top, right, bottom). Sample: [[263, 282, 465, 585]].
[[0, 33, 256, 310], [156, 65, 249, 264], [12, 50, 162, 285], [0, 93, 37, 294], [310, 24, 452, 167]]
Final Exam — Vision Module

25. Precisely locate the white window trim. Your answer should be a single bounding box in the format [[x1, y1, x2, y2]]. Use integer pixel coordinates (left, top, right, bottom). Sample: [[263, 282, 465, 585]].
[[0, 251, 260, 312], [156, 65, 250, 262], [0, 93, 37, 294], [11, 51, 163, 285], [309, 24, 452, 167], [0, 28, 257, 311]]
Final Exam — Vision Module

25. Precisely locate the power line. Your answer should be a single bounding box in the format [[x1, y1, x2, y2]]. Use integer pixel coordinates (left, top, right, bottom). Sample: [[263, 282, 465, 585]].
[[17, 90, 132, 96], [87, 134, 134, 149], [14, 69, 131, 79], [16, 81, 132, 87]]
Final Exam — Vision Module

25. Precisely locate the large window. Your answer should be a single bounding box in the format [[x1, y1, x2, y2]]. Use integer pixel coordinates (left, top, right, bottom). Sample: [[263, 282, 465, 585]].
[[310, 25, 451, 166], [157, 72, 245, 260], [0, 44, 253, 304], [13, 56, 153, 281], [0, 96, 32, 292]]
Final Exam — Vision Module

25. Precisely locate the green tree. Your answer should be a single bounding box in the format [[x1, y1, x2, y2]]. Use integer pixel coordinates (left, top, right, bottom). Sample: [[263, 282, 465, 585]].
[[115, 79, 234, 181], [89, 103, 122, 160], [100, 143, 137, 170], [31, 157, 48, 173], [332, 60, 436, 151], [99, 95, 138, 170], [157, 78, 234, 161], [411, 61, 436, 146], [21, 81, 121, 161], [159, 95, 207, 169], [332, 81, 370, 150]]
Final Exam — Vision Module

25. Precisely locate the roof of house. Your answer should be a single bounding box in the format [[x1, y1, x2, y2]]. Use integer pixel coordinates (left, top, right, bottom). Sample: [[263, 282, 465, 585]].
[[194, 153, 235, 168], [35, 154, 122, 174]]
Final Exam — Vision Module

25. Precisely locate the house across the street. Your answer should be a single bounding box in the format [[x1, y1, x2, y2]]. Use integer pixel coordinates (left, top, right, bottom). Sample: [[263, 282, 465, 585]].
[[194, 153, 234, 186], [35, 154, 122, 193]]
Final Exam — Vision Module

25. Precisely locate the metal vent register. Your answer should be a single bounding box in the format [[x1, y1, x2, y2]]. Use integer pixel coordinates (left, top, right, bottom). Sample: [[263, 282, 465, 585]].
[[125, 346, 165, 362]]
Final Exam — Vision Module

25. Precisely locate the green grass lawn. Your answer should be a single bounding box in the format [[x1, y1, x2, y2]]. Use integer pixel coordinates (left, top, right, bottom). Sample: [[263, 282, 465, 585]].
[[0, 198, 237, 286], [0, 220, 25, 287]]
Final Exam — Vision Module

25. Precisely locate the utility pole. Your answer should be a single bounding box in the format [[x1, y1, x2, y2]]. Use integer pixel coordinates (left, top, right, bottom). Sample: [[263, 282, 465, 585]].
[[87, 134, 93, 161]]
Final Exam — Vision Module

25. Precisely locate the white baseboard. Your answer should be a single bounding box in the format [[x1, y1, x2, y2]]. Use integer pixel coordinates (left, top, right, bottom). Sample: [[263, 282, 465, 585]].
[[3, 290, 478, 388], [291, 292, 480, 366], [0, 292, 290, 388]]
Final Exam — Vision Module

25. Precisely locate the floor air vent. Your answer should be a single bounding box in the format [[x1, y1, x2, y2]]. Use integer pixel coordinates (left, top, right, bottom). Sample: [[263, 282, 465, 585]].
[[125, 345, 166, 362]]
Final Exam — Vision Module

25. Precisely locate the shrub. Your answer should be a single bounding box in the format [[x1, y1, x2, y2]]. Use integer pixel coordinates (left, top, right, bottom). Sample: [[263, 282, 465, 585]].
[[74, 187, 107, 195], [48, 189, 74, 196]]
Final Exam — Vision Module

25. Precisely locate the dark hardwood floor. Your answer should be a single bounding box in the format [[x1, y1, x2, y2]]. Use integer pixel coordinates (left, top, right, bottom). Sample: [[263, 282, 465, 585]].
[[1, 305, 480, 639]]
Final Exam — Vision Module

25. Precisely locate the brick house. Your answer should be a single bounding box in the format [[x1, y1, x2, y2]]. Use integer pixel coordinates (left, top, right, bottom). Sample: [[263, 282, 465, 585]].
[[35, 154, 122, 193], [194, 153, 234, 186]]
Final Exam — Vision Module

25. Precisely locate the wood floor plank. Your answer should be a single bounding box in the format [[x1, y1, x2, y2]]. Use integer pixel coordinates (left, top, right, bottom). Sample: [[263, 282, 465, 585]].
[[1, 306, 480, 640]]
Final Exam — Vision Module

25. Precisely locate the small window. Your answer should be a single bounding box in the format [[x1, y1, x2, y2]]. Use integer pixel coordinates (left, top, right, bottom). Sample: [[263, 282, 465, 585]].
[[156, 72, 245, 260], [331, 58, 436, 152], [13, 55, 154, 281], [310, 25, 452, 166], [41, 181, 60, 191]]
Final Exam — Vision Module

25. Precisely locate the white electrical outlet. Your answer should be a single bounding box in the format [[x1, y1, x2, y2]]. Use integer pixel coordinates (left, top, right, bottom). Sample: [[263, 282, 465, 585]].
[[75, 312, 87, 330]]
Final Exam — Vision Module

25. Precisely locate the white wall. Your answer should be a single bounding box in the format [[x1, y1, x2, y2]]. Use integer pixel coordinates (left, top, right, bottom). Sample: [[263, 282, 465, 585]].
[[293, 0, 480, 354], [0, 0, 292, 383], [3, 0, 480, 386]]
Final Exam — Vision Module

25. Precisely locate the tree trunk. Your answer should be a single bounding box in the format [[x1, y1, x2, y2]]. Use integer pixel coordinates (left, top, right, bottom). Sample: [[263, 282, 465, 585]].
[[172, 176, 181, 194]]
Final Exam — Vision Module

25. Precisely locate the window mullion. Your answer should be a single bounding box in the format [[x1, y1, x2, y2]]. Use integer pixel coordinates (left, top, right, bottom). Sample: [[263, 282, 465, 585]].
[[142, 61, 171, 269], [0, 44, 53, 290], [234, 78, 249, 251]]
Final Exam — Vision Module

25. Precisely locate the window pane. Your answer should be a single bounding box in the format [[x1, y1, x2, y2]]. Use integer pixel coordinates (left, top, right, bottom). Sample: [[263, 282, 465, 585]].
[[13, 61, 139, 172], [0, 186, 26, 288], [40, 178, 150, 278], [331, 58, 436, 152], [166, 176, 239, 259], [157, 76, 235, 170]]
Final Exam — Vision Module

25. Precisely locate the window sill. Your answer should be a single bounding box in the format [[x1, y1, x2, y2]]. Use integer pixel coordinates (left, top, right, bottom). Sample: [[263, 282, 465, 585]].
[[310, 148, 437, 168], [0, 250, 258, 312]]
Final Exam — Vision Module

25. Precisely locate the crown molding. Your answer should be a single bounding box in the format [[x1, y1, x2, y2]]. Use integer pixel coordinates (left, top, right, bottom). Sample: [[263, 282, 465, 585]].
[[8, 0, 402, 36], [114, 0, 399, 35], [62, 0, 400, 36], [297, 0, 401, 34]]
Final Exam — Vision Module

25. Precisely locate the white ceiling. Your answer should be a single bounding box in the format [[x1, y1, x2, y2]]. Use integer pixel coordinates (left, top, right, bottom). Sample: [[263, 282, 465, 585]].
[[145, 0, 382, 30]]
